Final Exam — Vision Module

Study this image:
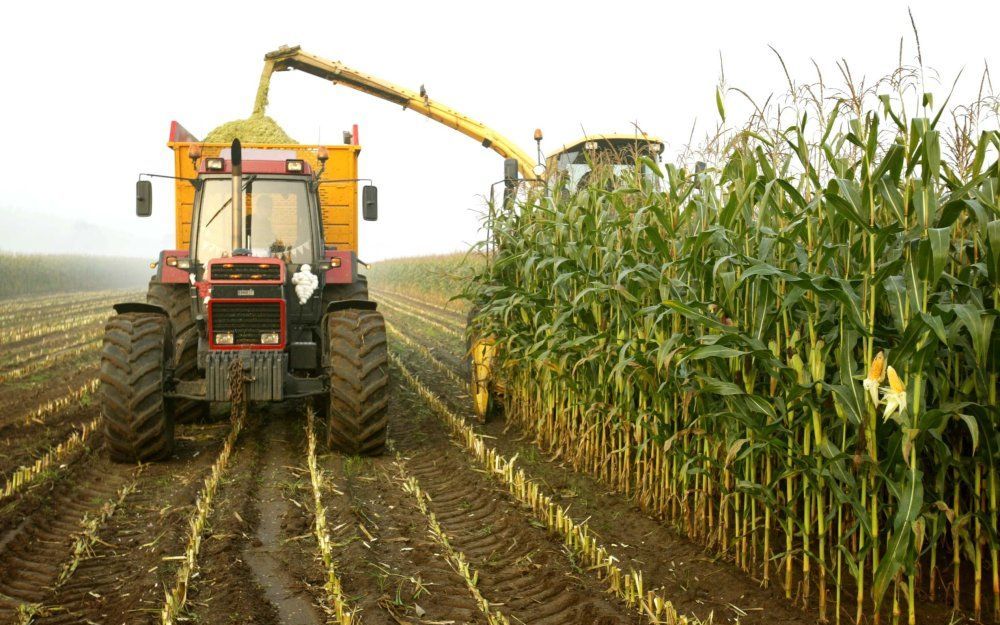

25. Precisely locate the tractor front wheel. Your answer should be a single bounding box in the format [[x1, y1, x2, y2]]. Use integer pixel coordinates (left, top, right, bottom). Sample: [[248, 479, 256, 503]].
[[99, 313, 175, 463], [147, 280, 207, 423], [323, 308, 389, 455]]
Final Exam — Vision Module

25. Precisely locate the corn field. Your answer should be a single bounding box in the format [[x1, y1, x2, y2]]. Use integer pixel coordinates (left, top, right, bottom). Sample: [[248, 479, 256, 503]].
[[467, 72, 1000, 625], [369, 252, 482, 310], [0, 254, 150, 298]]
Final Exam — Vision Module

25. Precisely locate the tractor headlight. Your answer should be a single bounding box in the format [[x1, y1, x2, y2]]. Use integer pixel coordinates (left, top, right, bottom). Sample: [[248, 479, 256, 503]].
[[286, 159, 305, 173], [260, 333, 280, 345], [206, 158, 225, 171], [215, 332, 234, 345]]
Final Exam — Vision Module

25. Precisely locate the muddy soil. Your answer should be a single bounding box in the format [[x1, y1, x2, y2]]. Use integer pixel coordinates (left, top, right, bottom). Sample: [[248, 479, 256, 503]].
[[385, 292, 992, 625], [0, 289, 989, 625]]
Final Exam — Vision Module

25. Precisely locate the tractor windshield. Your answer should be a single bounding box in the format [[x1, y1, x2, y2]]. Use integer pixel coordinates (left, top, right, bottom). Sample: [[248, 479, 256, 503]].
[[554, 143, 661, 192], [195, 178, 316, 264]]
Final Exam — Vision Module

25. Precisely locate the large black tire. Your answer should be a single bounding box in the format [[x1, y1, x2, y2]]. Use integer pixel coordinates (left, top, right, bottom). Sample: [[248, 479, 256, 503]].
[[324, 308, 388, 455], [147, 280, 208, 423], [322, 274, 369, 308], [99, 313, 175, 462]]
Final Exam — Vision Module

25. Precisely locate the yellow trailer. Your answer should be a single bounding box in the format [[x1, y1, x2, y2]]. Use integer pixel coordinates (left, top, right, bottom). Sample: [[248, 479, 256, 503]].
[[167, 121, 361, 253]]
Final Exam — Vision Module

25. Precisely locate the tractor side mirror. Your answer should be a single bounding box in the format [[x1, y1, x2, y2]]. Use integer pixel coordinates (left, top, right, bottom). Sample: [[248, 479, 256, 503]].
[[136, 180, 153, 217], [362, 185, 378, 221]]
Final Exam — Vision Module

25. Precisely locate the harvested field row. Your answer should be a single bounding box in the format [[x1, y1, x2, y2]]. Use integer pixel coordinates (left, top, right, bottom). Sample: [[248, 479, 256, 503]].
[[370, 288, 467, 322], [0, 327, 103, 369], [0, 295, 127, 332], [385, 312, 808, 625], [0, 458, 138, 622], [0, 334, 101, 382], [3, 264, 985, 625], [385, 357, 639, 625], [32, 421, 232, 625], [373, 289, 466, 327], [0, 363, 98, 427], [0, 310, 110, 344], [376, 298, 463, 340], [0, 290, 133, 319]]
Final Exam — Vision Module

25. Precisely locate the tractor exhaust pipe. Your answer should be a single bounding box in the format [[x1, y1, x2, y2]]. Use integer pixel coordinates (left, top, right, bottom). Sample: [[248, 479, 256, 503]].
[[231, 139, 243, 251]]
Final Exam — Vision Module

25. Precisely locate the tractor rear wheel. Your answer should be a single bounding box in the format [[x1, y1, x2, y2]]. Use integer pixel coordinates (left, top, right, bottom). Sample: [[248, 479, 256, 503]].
[[100, 313, 175, 462], [323, 308, 388, 455], [147, 280, 207, 423]]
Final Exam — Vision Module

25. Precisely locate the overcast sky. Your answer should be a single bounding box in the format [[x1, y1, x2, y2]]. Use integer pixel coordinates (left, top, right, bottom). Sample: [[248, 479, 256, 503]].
[[2, 0, 998, 261]]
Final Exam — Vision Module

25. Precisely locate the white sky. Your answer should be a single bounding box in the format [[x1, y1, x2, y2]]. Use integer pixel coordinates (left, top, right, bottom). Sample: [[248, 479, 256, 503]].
[[1, 0, 998, 261]]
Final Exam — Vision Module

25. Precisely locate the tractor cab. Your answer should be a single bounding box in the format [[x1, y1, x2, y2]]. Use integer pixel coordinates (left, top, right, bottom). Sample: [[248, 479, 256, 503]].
[[191, 151, 323, 267], [545, 134, 664, 192]]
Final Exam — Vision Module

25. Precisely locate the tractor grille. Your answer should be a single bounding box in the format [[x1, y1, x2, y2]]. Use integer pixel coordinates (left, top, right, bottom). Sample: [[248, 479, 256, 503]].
[[210, 263, 282, 281], [211, 301, 282, 345]]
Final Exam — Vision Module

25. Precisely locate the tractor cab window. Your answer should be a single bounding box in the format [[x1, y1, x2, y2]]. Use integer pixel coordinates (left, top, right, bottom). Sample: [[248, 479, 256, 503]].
[[195, 179, 316, 264]]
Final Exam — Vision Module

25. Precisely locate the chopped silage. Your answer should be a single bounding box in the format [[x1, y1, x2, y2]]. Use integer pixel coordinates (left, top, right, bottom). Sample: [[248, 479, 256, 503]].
[[203, 62, 297, 144], [203, 114, 296, 144]]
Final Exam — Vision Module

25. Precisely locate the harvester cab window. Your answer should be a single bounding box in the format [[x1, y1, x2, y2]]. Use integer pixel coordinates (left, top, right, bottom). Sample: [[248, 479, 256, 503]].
[[555, 149, 589, 191], [555, 143, 661, 192], [195, 179, 315, 264]]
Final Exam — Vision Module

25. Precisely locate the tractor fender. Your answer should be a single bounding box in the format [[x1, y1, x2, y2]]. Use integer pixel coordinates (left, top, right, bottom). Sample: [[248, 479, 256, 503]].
[[325, 299, 377, 314], [113, 302, 168, 316]]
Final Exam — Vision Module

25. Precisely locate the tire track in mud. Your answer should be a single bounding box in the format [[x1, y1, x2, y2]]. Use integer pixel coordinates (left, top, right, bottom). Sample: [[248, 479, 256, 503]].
[[183, 416, 286, 625], [385, 307, 813, 625], [0, 457, 134, 622], [236, 414, 323, 625], [31, 421, 231, 625], [0, 416, 101, 513], [0, 365, 99, 431], [317, 402, 492, 625], [387, 362, 637, 625]]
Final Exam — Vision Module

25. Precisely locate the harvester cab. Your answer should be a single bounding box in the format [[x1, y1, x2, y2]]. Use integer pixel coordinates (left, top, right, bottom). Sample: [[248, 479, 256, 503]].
[[102, 124, 389, 463], [544, 134, 665, 192]]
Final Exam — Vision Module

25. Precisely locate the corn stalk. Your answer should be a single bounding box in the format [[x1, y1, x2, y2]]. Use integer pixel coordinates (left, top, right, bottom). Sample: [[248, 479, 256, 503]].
[[465, 76, 1000, 624]]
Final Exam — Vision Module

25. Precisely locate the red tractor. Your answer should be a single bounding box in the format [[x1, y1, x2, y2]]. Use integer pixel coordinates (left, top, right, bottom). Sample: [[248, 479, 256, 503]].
[[102, 127, 387, 461]]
